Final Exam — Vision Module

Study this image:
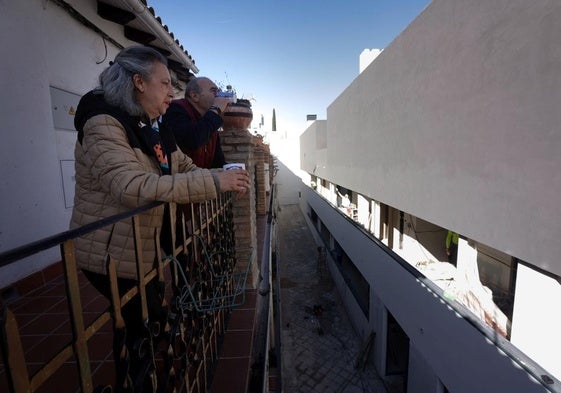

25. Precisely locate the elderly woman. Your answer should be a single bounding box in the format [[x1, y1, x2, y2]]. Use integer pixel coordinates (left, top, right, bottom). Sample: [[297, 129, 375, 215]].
[[70, 46, 249, 354]]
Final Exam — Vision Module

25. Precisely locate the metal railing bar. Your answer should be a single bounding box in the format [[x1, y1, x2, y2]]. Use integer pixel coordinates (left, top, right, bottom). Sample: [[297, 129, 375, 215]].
[[1, 192, 241, 393], [0, 201, 163, 267]]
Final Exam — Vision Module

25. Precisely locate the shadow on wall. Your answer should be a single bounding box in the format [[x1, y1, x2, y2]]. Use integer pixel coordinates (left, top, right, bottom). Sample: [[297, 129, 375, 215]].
[[275, 159, 303, 206]]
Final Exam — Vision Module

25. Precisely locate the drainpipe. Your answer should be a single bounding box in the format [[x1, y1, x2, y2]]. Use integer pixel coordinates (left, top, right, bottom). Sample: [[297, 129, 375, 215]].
[[118, 0, 199, 73]]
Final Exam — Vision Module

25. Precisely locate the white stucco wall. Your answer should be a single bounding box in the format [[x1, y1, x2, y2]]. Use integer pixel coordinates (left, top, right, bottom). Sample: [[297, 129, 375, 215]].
[[304, 0, 561, 277], [300, 120, 327, 176], [300, 186, 555, 392], [0, 1, 134, 287], [511, 263, 561, 381]]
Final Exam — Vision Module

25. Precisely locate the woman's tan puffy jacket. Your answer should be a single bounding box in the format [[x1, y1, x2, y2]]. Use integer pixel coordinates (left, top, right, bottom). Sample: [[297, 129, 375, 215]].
[[70, 114, 218, 279]]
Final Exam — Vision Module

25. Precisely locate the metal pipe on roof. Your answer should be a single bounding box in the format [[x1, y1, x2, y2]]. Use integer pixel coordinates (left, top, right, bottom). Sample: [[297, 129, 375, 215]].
[[119, 0, 199, 73]]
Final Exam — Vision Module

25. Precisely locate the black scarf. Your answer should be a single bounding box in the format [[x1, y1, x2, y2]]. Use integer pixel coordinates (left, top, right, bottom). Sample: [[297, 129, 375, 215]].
[[74, 90, 176, 175]]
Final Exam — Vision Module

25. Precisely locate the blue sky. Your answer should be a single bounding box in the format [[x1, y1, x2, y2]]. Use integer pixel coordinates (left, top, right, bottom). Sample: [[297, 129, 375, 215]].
[[153, 0, 431, 135]]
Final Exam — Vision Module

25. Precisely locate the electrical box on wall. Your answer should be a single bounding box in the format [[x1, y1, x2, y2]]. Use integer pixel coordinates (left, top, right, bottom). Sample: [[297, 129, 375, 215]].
[[50, 86, 80, 131]]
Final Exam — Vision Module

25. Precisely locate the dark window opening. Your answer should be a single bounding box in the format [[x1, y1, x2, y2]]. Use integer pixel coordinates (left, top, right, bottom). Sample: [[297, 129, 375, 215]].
[[331, 241, 370, 318], [386, 311, 409, 391]]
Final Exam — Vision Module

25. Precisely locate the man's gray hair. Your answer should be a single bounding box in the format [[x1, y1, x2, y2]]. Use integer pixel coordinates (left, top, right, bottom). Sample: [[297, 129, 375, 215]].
[[184, 77, 210, 99], [97, 46, 168, 117]]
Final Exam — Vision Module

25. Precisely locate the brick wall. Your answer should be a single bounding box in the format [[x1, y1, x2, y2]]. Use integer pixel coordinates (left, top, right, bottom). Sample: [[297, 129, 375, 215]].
[[220, 129, 272, 289], [254, 138, 267, 215], [221, 129, 258, 288]]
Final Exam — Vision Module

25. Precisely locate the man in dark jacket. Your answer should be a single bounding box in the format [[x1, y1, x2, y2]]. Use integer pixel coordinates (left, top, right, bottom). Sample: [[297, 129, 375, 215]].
[[164, 77, 231, 168]]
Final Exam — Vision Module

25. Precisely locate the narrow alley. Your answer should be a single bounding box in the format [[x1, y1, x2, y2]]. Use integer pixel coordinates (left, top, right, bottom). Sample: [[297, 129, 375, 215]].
[[278, 203, 388, 393]]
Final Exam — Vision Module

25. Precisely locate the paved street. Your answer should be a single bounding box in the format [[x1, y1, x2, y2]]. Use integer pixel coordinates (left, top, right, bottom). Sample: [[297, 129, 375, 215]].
[[278, 203, 387, 393]]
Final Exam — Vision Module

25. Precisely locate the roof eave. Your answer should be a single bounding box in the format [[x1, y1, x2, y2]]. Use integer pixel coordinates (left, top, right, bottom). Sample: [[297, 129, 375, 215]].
[[117, 0, 199, 74]]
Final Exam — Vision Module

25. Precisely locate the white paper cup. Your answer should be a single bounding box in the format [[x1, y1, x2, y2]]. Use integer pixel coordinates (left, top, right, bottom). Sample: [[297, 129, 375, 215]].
[[223, 163, 247, 191], [223, 163, 246, 171]]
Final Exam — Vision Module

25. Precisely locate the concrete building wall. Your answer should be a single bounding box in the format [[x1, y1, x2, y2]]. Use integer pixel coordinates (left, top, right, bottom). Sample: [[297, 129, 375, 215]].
[[300, 186, 554, 392], [302, 0, 561, 278], [300, 120, 327, 176], [300, 0, 561, 380], [407, 345, 442, 393]]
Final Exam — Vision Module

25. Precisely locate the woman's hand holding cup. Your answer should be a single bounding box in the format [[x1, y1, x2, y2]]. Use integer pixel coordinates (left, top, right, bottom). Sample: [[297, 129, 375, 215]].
[[217, 163, 249, 197]]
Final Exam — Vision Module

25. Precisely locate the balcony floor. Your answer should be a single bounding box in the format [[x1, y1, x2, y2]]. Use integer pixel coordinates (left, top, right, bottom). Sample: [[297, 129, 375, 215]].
[[0, 269, 115, 393], [0, 264, 263, 393], [1, 203, 389, 393]]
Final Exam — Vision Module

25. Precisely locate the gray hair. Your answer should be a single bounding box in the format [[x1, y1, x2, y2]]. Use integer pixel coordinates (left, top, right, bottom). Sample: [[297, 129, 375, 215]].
[[97, 46, 168, 117], [184, 77, 211, 99]]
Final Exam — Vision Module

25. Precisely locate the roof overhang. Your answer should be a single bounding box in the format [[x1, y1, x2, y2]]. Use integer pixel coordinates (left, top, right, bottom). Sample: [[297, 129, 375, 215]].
[[97, 0, 198, 80]]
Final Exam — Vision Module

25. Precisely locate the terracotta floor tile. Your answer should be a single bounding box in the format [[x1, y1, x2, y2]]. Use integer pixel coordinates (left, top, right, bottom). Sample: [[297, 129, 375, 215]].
[[241, 290, 257, 309], [39, 283, 68, 297], [82, 311, 110, 328], [14, 271, 44, 296], [88, 332, 114, 362], [12, 313, 36, 330], [12, 296, 65, 315], [211, 357, 250, 393], [79, 284, 104, 304], [20, 313, 70, 336], [43, 263, 64, 283], [82, 295, 110, 313], [27, 284, 57, 297], [34, 362, 79, 393], [227, 309, 255, 331], [51, 320, 72, 336], [91, 360, 116, 390], [25, 333, 73, 364], [47, 298, 70, 313], [20, 334, 48, 354], [220, 330, 253, 358]]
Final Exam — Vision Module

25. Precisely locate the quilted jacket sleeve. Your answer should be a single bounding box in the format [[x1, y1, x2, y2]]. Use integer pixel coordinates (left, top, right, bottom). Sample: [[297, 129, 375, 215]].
[[80, 114, 218, 208]]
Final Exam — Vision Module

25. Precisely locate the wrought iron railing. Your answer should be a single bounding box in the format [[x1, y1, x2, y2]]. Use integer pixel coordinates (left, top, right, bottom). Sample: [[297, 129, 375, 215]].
[[0, 192, 251, 393]]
